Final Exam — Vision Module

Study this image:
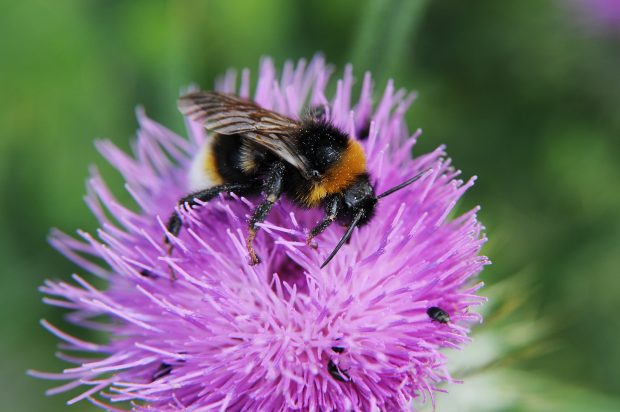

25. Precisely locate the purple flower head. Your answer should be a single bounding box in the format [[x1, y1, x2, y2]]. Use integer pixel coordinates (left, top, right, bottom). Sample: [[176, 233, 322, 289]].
[[31, 55, 489, 411]]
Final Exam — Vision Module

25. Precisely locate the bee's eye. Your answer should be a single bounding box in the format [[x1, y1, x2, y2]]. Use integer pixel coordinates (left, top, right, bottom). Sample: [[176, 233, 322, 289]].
[[310, 170, 321, 180]]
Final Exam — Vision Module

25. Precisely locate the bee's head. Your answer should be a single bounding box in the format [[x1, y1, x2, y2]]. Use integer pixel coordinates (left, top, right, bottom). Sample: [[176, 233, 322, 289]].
[[320, 169, 430, 268], [339, 173, 377, 227]]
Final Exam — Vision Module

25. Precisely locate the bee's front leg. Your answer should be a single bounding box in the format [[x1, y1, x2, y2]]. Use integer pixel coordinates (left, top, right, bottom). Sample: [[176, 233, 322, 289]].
[[247, 162, 285, 265], [306, 195, 342, 248]]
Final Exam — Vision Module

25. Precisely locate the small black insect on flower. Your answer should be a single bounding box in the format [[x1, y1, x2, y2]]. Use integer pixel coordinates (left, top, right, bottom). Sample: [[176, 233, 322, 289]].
[[331, 346, 345, 354], [327, 359, 351, 383], [427, 306, 450, 324], [139, 269, 157, 278], [151, 363, 173, 381]]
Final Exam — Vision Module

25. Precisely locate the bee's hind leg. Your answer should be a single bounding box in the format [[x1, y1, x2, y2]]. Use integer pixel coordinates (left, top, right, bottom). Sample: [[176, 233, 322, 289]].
[[306, 195, 342, 247], [246, 162, 286, 265]]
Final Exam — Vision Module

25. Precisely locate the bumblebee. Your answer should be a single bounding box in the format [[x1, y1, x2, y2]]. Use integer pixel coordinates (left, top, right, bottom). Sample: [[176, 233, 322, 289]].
[[167, 91, 425, 267]]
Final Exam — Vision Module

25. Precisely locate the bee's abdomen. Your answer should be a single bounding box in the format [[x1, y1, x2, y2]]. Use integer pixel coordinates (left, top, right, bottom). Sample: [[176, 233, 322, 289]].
[[211, 134, 251, 182], [189, 134, 263, 192], [188, 138, 224, 192]]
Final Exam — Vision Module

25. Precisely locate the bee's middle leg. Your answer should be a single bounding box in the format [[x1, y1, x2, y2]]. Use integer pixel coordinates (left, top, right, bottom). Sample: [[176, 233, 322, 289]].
[[306, 195, 342, 247], [247, 162, 285, 265]]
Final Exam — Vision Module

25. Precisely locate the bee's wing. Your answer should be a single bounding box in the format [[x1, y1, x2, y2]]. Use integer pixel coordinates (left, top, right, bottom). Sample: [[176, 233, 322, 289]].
[[178, 91, 312, 178]]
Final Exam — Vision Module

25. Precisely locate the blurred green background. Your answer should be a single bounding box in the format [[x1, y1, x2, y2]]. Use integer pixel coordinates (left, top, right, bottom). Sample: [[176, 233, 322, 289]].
[[1, 0, 619, 410]]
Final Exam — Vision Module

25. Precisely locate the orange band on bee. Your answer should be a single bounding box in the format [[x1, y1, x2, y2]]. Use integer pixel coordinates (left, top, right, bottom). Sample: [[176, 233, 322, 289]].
[[204, 141, 224, 185], [304, 139, 367, 206]]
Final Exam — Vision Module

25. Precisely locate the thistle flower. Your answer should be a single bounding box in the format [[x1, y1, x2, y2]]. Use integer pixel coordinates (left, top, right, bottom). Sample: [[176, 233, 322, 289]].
[[31, 55, 488, 411]]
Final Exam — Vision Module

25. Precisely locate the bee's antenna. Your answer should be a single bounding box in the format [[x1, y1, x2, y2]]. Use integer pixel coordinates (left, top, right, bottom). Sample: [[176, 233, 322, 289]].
[[320, 209, 365, 269], [376, 169, 430, 199]]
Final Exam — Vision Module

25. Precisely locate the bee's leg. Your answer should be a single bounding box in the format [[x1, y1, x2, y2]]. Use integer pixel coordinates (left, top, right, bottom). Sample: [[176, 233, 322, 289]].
[[246, 162, 286, 265], [306, 195, 342, 248], [165, 182, 255, 252], [304, 105, 328, 122]]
